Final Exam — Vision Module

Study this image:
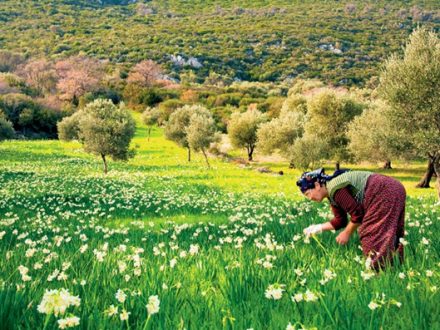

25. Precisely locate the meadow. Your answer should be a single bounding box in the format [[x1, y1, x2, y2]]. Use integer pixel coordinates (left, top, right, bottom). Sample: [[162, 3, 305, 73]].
[[0, 115, 439, 330]]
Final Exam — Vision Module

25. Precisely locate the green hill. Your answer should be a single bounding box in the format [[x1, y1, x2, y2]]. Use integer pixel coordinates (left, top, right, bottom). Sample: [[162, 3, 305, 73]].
[[0, 0, 439, 85]]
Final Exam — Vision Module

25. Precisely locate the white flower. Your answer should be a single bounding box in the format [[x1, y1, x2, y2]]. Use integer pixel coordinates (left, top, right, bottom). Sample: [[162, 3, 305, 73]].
[[365, 257, 372, 270], [118, 261, 127, 273], [421, 237, 429, 245], [57, 316, 80, 329], [286, 323, 295, 330], [115, 289, 127, 303], [57, 316, 79, 329], [119, 309, 130, 321], [262, 261, 273, 269], [368, 301, 380, 310], [26, 248, 36, 258], [170, 258, 177, 268], [426, 270, 433, 277], [0, 231, 6, 239], [294, 268, 303, 276], [265, 284, 285, 300], [37, 289, 81, 316], [18, 265, 29, 276], [399, 238, 408, 246], [22, 274, 32, 281], [106, 305, 118, 317], [390, 299, 402, 308], [79, 245, 88, 254], [189, 244, 199, 255], [361, 270, 375, 281], [398, 272, 406, 279], [304, 290, 319, 302], [292, 293, 303, 302], [146, 295, 160, 315]]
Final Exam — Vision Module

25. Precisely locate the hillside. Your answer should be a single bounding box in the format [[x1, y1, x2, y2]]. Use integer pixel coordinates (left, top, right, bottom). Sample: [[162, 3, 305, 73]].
[[1, 0, 439, 86]]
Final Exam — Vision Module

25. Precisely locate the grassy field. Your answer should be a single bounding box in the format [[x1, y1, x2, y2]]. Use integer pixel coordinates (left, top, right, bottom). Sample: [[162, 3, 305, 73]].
[[0, 115, 439, 329]]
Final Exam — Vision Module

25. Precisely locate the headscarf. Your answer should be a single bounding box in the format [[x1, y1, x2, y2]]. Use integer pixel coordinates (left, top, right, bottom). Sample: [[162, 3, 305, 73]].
[[296, 168, 349, 193]]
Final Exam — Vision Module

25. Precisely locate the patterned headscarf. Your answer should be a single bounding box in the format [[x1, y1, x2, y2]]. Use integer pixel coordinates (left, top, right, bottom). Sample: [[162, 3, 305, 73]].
[[296, 168, 349, 193]]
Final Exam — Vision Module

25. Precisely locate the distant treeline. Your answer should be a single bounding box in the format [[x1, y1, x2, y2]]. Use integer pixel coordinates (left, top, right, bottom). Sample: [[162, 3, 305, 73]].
[[0, 0, 439, 86]]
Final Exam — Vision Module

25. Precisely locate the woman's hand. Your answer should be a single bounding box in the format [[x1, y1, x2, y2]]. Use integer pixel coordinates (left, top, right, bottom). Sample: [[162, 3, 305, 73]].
[[336, 230, 351, 245]]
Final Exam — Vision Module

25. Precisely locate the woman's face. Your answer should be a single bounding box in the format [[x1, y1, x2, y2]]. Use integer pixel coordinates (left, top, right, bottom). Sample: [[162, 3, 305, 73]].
[[304, 182, 328, 202]]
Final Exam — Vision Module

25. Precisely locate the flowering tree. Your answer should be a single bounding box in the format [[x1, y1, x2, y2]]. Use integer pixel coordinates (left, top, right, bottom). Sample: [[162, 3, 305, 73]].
[[17, 59, 57, 94], [58, 99, 135, 173], [55, 56, 104, 104], [127, 60, 162, 87]]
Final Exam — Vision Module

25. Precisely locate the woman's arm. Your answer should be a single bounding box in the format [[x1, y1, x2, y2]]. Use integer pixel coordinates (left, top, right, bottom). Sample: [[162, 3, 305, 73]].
[[321, 221, 336, 231], [336, 221, 360, 245]]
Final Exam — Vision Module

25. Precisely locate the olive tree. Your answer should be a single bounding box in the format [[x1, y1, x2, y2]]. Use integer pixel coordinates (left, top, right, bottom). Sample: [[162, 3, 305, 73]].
[[346, 100, 409, 169], [305, 89, 364, 170], [286, 132, 329, 170], [227, 109, 267, 161], [186, 112, 220, 168], [378, 27, 440, 188], [0, 116, 15, 141], [164, 105, 208, 162], [58, 99, 136, 174], [256, 106, 306, 167], [141, 107, 160, 141]]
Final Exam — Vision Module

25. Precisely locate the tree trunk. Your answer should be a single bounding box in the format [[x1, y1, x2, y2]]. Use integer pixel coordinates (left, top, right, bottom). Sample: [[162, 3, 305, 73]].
[[416, 154, 436, 188], [147, 127, 151, 141], [72, 94, 79, 107], [383, 160, 392, 169], [335, 162, 340, 171], [289, 160, 295, 169], [187, 147, 191, 162], [101, 154, 108, 174], [202, 148, 210, 168], [434, 154, 440, 200], [248, 145, 254, 161]]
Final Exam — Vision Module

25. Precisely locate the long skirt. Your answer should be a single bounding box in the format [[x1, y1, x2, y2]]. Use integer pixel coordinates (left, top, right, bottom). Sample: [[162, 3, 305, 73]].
[[359, 174, 406, 270]]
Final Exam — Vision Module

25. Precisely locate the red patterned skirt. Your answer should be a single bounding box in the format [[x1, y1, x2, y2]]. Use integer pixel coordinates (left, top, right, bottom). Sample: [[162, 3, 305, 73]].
[[359, 174, 406, 270]]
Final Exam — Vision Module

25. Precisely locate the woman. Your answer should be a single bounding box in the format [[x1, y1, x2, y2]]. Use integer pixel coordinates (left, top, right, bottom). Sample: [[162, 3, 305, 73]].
[[296, 168, 406, 270]]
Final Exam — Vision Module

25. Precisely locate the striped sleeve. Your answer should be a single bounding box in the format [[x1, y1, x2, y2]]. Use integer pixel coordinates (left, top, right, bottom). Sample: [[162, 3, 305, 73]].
[[332, 187, 364, 224], [330, 203, 348, 230]]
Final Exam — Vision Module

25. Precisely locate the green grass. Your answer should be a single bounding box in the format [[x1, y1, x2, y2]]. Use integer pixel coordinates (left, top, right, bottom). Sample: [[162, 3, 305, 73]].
[[0, 116, 439, 329]]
